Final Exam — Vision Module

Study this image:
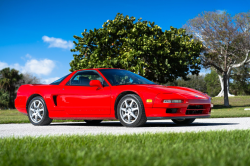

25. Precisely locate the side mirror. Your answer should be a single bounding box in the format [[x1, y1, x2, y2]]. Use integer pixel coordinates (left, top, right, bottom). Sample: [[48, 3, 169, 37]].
[[89, 80, 103, 89]]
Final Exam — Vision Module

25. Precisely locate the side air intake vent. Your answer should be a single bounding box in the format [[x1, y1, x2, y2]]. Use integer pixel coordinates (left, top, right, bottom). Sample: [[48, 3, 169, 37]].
[[53, 95, 57, 106]]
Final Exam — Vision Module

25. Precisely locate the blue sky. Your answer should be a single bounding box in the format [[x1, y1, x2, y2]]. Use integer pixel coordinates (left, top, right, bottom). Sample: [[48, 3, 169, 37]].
[[0, 0, 249, 83]]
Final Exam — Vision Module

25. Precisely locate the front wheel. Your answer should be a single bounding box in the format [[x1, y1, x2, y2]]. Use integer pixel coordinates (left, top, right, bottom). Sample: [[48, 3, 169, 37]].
[[28, 96, 53, 126], [171, 118, 195, 125], [117, 94, 147, 127]]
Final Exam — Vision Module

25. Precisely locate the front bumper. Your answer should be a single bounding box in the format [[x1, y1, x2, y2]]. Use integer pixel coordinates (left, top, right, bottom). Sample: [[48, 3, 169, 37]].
[[145, 99, 212, 118]]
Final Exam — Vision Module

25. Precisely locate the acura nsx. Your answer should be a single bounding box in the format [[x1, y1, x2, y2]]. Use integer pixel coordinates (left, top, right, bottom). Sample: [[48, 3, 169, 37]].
[[15, 68, 212, 127]]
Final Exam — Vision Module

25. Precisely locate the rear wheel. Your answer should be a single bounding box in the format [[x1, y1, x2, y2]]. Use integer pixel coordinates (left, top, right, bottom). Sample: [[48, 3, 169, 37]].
[[171, 118, 195, 125], [84, 120, 102, 125], [117, 94, 147, 127], [28, 96, 53, 126]]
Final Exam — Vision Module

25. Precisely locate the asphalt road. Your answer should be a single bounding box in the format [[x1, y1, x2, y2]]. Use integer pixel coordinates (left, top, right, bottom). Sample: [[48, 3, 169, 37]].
[[1, 118, 250, 138]]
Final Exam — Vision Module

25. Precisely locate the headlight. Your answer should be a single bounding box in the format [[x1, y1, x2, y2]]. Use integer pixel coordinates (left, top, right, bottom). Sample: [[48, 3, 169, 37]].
[[163, 100, 183, 103]]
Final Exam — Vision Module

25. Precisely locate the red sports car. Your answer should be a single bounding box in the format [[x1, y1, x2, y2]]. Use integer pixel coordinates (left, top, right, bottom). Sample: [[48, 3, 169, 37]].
[[15, 68, 212, 127]]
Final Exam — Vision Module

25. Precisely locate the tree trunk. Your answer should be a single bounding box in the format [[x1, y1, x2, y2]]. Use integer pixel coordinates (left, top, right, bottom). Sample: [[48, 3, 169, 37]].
[[223, 74, 230, 107], [216, 75, 235, 97]]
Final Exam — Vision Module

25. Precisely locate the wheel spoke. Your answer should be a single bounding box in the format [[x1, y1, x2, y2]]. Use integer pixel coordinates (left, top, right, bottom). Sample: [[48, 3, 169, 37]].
[[130, 112, 137, 119], [35, 102, 39, 108], [38, 101, 42, 108], [122, 114, 127, 118], [35, 114, 38, 122], [30, 108, 35, 112], [125, 101, 129, 108], [32, 102, 36, 109], [128, 115, 131, 122], [121, 108, 126, 112], [37, 113, 42, 119], [32, 113, 36, 118], [129, 100, 134, 107], [131, 108, 138, 111]]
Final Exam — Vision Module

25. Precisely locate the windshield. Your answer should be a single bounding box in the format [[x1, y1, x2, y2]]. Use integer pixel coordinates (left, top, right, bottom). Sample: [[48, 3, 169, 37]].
[[99, 69, 156, 86], [50, 73, 71, 85]]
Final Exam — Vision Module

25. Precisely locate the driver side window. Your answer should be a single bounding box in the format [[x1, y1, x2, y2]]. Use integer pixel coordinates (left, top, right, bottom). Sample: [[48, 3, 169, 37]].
[[68, 71, 108, 86]]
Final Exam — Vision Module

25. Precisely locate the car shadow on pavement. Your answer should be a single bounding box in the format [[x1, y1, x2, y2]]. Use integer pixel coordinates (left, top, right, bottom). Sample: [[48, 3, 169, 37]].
[[50, 121, 239, 127]]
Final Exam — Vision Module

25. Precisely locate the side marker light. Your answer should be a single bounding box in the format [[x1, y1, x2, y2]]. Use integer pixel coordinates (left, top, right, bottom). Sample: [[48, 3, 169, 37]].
[[146, 99, 152, 103]]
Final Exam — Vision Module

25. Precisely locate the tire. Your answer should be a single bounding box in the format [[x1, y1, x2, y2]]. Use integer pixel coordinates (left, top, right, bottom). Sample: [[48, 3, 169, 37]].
[[27, 96, 53, 126], [84, 120, 102, 125], [117, 94, 147, 127], [171, 118, 195, 125]]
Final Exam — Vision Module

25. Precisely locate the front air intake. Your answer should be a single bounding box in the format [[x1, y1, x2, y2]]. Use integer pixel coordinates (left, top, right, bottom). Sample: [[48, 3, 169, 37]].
[[166, 108, 178, 113]]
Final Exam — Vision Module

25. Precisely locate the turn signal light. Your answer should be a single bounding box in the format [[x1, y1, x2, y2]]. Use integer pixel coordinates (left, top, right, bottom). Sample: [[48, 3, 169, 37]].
[[163, 100, 183, 103], [146, 99, 153, 103]]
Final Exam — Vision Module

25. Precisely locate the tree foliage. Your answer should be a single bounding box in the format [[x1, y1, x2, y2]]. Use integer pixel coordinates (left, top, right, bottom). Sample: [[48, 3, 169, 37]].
[[0, 90, 9, 108], [166, 75, 207, 93], [19, 73, 41, 85], [0, 68, 23, 108], [177, 75, 207, 92], [230, 64, 250, 95], [70, 13, 203, 84], [204, 70, 221, 97]]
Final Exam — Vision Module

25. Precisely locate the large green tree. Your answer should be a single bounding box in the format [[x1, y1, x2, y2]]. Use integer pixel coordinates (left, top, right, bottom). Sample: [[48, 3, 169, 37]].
[[184, 11, 250, 106], [70, 13, 203, 84], [0, 68, 23, 108]]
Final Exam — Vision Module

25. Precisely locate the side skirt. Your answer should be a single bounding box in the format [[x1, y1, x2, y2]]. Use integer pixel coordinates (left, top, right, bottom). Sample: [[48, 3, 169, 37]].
[[147, 115, 210, 120]]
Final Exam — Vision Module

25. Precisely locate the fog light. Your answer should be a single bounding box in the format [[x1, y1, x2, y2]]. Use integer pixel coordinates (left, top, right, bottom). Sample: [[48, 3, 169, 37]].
[[163, 100, 182, 103]]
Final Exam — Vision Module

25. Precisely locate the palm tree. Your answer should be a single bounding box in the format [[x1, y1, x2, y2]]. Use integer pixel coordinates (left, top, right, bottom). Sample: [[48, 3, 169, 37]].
[[0, 68, 23, 108]]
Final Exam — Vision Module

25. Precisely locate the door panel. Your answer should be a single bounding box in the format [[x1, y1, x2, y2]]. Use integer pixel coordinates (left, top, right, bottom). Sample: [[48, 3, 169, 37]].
[[57, 86, 111, 115]]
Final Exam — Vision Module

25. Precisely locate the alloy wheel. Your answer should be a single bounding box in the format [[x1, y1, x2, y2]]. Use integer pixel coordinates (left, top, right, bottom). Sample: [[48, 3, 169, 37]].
[[29, 100, 44, 123], [119, 98, 139, 124]]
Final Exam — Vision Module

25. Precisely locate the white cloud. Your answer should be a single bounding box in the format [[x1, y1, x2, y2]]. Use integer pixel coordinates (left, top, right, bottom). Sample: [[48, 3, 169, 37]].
[[0, 61, 8, 70], [0, 57, 55, 76], [22, 59, 55, 75], [25, 54, 32, 59], [42, 36, 74, 49], [42, 77, 60, 84]]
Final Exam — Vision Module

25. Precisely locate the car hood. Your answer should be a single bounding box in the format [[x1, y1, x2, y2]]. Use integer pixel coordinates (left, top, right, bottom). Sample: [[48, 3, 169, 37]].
[[138, 85, 210, 100]]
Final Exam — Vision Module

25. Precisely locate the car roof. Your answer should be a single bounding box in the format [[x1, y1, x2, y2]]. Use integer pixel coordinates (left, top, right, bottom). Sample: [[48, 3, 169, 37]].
[[76, 68, 124, 72]]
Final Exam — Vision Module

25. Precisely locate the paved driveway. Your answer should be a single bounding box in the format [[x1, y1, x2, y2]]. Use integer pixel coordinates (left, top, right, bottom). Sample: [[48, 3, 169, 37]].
[[1, 118, 250, 137]]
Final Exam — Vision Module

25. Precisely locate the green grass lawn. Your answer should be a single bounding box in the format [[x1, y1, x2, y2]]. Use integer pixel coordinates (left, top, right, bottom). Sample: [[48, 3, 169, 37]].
[[1, 96, 250, 124], [0, 130, 250, 166], [211, 96, 250, 118], [0, 109, 85, 124]]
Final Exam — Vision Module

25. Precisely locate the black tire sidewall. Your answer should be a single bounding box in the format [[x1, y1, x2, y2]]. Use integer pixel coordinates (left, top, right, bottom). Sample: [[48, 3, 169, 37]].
[[117, 94, 145, 127], [27, 96, 50, 126]]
